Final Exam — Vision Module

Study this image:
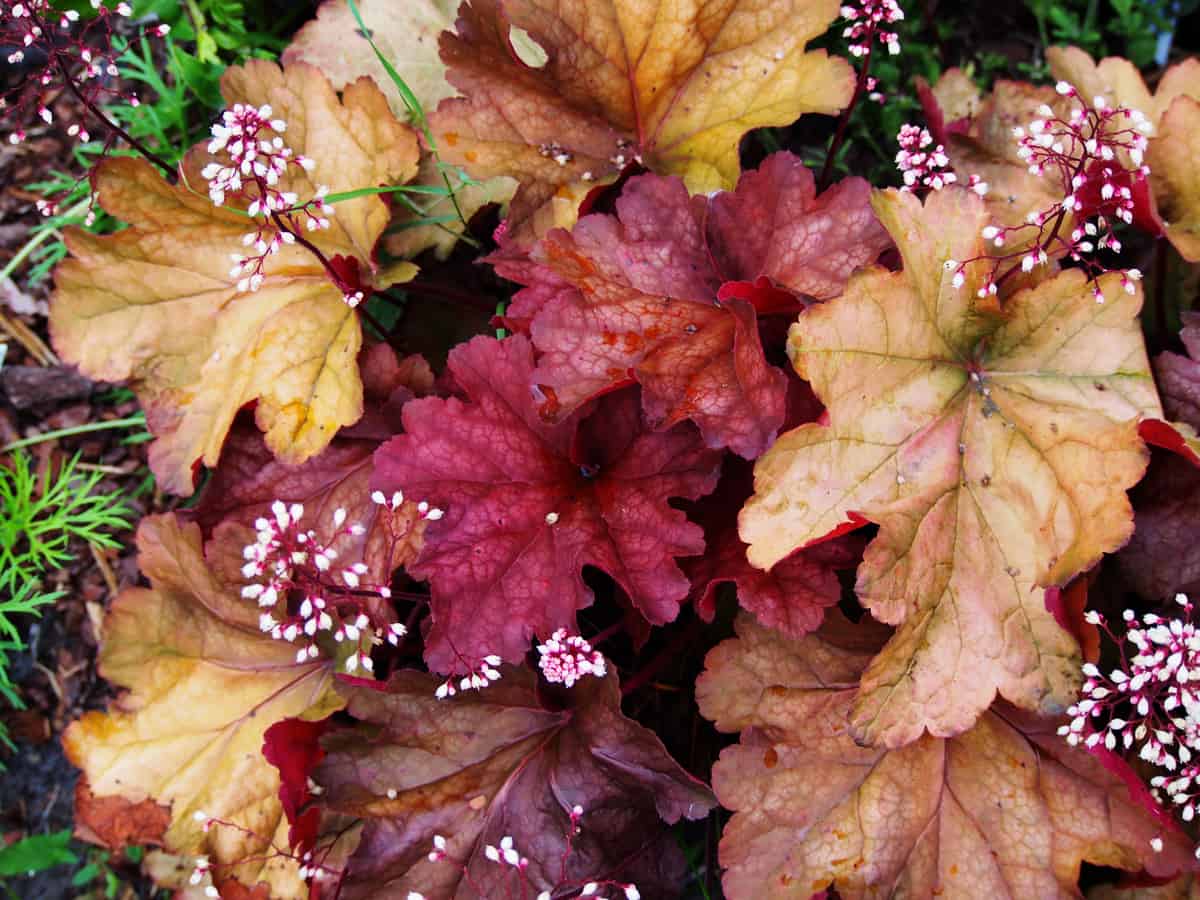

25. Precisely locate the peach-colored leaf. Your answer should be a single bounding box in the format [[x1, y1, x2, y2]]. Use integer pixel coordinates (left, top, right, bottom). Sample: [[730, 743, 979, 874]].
[[432, 0, 854, 242], [696, 614, 1193, 900], [50, 61, 419, 493], [1148, 95, 1200, 262], [63, 515, 344, 898], [740, 187, 1161, 746], [1047, 47, 1200, 260], [284, 0, 518, 259]]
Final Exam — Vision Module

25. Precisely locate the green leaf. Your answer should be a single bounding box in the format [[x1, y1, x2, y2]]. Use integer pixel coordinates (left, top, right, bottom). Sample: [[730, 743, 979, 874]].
[[0, 831, 77, 877]]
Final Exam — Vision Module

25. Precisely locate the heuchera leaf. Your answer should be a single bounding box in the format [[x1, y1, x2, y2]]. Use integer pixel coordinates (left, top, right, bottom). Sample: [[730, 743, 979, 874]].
[[925, 76, 1068, 231], [1148, 95, 1200, 262], [696, 614, 1193, 900], [372, 334, 723, 672], [431, 0, 854, 241], [191, 415, 426, 590], [1119, 315, 1200, 599], [685, 454, 860, 638], [740, 187, 1162, 747], [313, 667, 715, 898], [503, 152, 888, 458], [262, 717, 331, 855], [1048, 46, 1200, 255], [283, 0, 518, 260], [50, 61, 420, 494], [62, 515, 345, 897]]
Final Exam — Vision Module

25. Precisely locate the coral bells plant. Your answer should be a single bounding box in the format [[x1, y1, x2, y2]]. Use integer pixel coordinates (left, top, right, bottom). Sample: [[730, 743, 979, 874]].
[[31, 0, 1200, 897], [1, 0, 170, 172], [1065, 594, 1200, 852], [946, 80, 1152, 299]]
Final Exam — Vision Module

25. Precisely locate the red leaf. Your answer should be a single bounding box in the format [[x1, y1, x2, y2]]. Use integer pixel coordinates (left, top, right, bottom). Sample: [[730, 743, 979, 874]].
[[1139, 419, 1200, 468], [74, 777, 170, 850], [504, 152, 889, 458], [685, 456, 861, 638], [263, 717, 331, 854], [313, 668, 715, 899], [1044, 575, 1100, 664], [372, 335, 723, 673]]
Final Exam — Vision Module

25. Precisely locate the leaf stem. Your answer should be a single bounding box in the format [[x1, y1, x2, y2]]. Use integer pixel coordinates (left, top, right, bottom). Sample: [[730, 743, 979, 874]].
[[621, 617, 704, 697]]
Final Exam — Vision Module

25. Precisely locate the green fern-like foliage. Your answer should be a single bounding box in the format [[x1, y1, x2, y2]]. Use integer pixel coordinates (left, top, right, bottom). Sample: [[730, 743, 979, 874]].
[[0, 452, 130, 753], [0, 451, 131, 597]]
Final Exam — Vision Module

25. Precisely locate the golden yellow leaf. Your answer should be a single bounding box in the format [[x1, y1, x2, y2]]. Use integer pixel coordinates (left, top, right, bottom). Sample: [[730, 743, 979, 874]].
[[50, 61, 419, 494], [740, 187, 1161, 747], [432, 0, 853, 242], [63, 515, 344, 898]]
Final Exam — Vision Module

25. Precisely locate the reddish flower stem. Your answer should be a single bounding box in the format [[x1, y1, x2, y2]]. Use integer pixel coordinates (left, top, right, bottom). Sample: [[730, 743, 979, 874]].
[[55, 56, 176, 181], [818, 20, 877, 192], [621, 617, 704, 697]]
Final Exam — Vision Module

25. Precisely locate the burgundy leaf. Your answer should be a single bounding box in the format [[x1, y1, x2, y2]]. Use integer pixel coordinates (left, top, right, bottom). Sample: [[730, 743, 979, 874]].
[[504, 152, 890, 458], [312, 667, 715, 899], [372, 335, 722, 673], [263, 717, 331, 854], [685, 455, 861, 638], [1155, 312, 1200, 428]]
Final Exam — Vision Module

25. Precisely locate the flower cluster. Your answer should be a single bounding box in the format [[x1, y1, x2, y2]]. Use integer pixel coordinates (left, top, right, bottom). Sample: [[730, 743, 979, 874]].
[[201, 104, 338, 295], [2, 1, 168, 149], [895, 124, 988, 195], [411, 805, 640, 900], [947, 81, 1150, 300], [240, 498, 430, 673], [1060, 593, 1200, 857], [434, 654, 502, 700], [841, 0, 903, 57], [537, 629, 607, 687]]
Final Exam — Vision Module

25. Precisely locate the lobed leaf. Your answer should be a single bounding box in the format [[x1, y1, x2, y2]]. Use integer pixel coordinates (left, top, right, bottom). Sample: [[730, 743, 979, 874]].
[[372, 334, 723, 672], [740, 187, 1162, 746], [505, 152, 889, 458], [50, 61, 419, 493], [63, 515, 344, 897], [432, 0, 854, 242], [314, 667, 715, 898], [696, 614, 1194, 899]]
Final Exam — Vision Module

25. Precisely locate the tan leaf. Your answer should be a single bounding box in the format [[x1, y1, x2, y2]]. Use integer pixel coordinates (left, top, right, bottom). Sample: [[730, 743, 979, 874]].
[[740, 187, 1161, 746], [50, 61, 419, 493], [432, 0, 853, 242], [63, 515, 344, 898], [284, 0, 517, 258], [1047, 46, 1200, 128], [1148, 96, 1200, 262], [284, 0, 460, 119], [1047, 47, 1200, 261], [1091, 875, 1200, 900], [944, 78, 1068, 231], [696, 614, 1193, 900]]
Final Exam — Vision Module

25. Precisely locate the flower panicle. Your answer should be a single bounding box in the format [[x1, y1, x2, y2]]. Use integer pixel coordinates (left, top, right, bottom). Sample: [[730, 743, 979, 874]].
[[1060, 593, 1200, 858], [944, 81, 1150, 301], [239, 496, 438, 674]]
